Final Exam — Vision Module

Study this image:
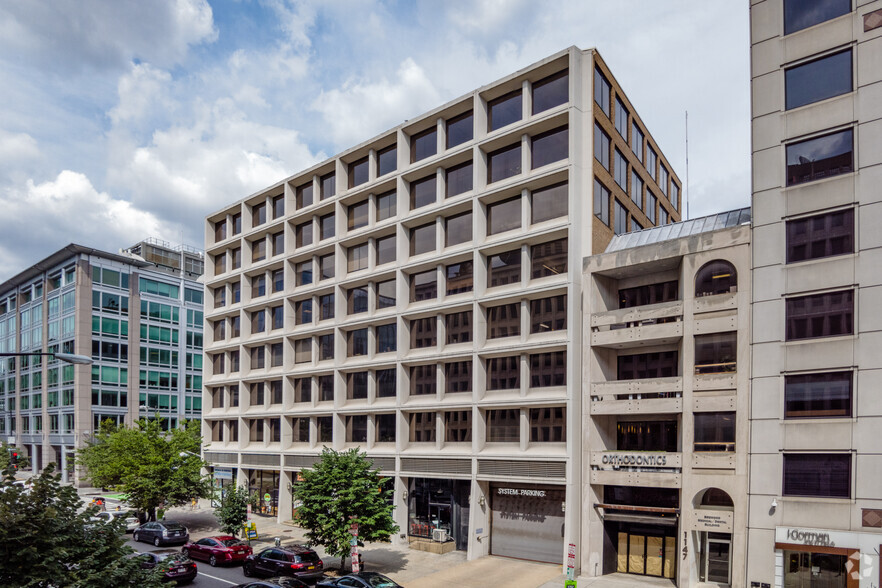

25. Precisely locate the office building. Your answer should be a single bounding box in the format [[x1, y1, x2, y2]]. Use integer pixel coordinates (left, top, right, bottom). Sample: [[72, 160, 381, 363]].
[[201, 45, 681, 566], [0, 238, 204, 482]]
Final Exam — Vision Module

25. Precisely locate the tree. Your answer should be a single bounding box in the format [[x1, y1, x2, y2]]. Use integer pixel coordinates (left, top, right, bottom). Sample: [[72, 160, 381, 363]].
[[77, 417, 211, 520], [215, 484, 250, 536], [0, 462, 164, 587], [292, 448, 398, 568]]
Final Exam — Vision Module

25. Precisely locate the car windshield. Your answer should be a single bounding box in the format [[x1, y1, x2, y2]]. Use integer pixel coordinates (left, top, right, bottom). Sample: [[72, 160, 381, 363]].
[[367, 575, 398, 588], [162, 522, 184, 530], [220, 538, 243, 547]]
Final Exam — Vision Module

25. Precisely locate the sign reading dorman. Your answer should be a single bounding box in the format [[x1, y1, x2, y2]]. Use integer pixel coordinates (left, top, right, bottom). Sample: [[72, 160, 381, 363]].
[[784, 528, 835, 547]]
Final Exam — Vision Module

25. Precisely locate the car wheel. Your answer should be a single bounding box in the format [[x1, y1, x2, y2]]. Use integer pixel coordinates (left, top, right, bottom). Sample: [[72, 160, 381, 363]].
[[133, 533, 139, 543], [243, 563, 253, 577], [153, 537, 161, 547], [209, 555, 217, 567]]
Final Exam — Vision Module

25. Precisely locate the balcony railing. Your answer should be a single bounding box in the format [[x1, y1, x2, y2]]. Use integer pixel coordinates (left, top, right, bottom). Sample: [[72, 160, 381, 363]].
[[590, 377, 683, 415], [591, 301, 683, 349]]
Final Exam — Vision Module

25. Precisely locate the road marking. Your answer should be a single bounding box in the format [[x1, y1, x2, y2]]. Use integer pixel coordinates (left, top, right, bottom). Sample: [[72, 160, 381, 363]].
[[197, 571, 238, 585]]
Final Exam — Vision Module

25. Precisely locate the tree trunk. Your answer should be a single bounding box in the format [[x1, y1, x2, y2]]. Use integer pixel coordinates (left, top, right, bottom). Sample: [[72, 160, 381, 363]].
[[148, 507, 156, 521]]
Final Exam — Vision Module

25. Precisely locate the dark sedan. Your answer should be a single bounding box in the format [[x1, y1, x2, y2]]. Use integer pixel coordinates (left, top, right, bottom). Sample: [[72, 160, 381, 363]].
[[233, 578, 310, 588], [317, 572, 403, 588], [242, 546, 323, 581], [182, 535, 252, 566], [131, 549, 198, 584], [133, 520, 190, 546]]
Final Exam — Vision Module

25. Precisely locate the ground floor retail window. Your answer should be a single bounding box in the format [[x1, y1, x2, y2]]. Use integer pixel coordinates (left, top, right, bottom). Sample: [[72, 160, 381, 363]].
[[782, 550, 847, 588], [699, 532, 731, 584], [407, 478, 470, 551], [613, 524, 676, 578], [247, 469, 279, 517]]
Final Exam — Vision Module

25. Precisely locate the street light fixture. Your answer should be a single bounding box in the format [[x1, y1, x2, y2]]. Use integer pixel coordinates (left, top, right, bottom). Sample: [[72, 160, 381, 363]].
[[0, 351, 93, 365]]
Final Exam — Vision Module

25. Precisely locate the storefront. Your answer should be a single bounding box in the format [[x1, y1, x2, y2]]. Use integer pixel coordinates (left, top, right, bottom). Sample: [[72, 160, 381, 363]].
[[489, 483, 565, 564], [210, 466, 237, 507], [247, 469, 279, 517], [770, 527, 878, 588], [407, 478, 470, 551]]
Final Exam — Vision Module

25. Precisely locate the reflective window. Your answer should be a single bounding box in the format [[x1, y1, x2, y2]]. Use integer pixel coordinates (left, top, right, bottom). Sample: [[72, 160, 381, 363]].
[[320, 213, 335, 240], [594, 123, 610, 170], [786, 128, 853, 186], [614, 148, 627, 190], [488, 249, 521, 287], [531, 126, 568, 169], [446, 261, 473, 295], [487, 357, 520, 391], [615, 97, 628, 138], [376, 323, 397, 353], [319, 254, 334, 281], [694, 332, 737, 375], [487, 303, 519, 339], [531, 182, 567, 224], [614, 200, 627, 235], [446, 161, 473, 197], [347, 372, 368, 400], [410, 175, 436, 210], [532, 69, 568, 114], [631, 122, 644, 162], [410, 223, 436, 256], [348, 201, 369, 231], [785, 372, 852, 418], [446, 110, 473, 148], [319, 293, 335, 320], [630, 170, 643, 207], [782, 551, 848, 587], [594, 179, 610, 226], [410, 270, 437, 302], [410, 317, 436, 349], [784, 0, 851, 35], [349, 156, 369, 188], [409, 412, 435, 442], [486, 408, 519, 440], [377, 190, 396, 221], [695, 260, 737, 297], [783, 453, 850, 498], [786, 290, 853, 340], [487, 143, 522, 183], [296, 182, 313, 209], [377, 370, 396, 398], [232, 213, 242, 235], [295, 261, 312, 286], [296, 221, 313, 248], [694, 412, 736, 452], [594, 68, 610, 117], [671, 184, 679, 211], [786, 208, 854, 263], [646, 194, 657, 224], [530, 353, 566, 388], [377, 279, 396, 309], [318, 377, 334, 402], [531, 238, 567, 279], [411, 365, 436, 396], [659, 165, 669, 196], [446, 310, 472, 344], [445, 212, 472, 247], [377, 144, 397, 177], [347, 329, 368, 357], [295, 299, 312, 324], [619, 280, 678, 308], [272, 232, 284, 256], [252, 202, 266, 227], [488, 90, 522, 131], [529, 407, 565, 441], [215, 219, 227, 243], [530, 294, 566, 333], [347, 243, 368, 273], [646, 147, 657, 180], [320, 172, 335, 200], [445, 408, 471, 440], [347, 287, 368, 315], [345, 415, 367, 443], [488, 196, 521, 235], [273, 194, 284, 219], [617, 351, 678, 380], [294, 339, 311, 364], [318, 334, 334, 360], [376, 235, 396, 266], [411, 127, 437, 163]]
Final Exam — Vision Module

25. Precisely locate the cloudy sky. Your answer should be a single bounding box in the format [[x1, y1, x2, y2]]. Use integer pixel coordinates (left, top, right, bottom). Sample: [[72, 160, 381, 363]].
[[0, 0, 750, 283]]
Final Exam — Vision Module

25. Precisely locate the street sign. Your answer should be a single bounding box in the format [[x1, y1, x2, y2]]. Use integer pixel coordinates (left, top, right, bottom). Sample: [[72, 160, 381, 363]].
[[214, 468, 233, 480], [566, 543, 576, 581]]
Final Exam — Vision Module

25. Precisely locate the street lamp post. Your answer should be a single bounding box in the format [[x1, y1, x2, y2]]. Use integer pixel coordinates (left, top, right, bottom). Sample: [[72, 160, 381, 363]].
[[0, 352, 93, 365]]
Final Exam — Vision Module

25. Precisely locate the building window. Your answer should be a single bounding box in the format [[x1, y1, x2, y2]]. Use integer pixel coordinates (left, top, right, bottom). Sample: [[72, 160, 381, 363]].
[[631, 122, 644, 161], [232, 213, 242, 235], [251, 310, 266, 334], [530, 294, 566, 333], [296, 261, 312, 286], [695, 260, 737, 297], [272, 232, 284, 256], [296, 221, 313, 248], [445, 361, 472, 394], [348, 243, 369, 273], [347, 287, 368, 315], [214, 253, 226, 275], [782, 551, 848, 587], [252, 202, 266, 227], [231, 247, 242, 270], [614, 97, 628, 138], [488, 196, 521, 235], [410, 365, 436, 396], [694, 332, 737, 375], [594, 68, 610, 117], [346, 415, 368, 443], [411, 127, 437, 163], [646, 194, 657, 224], [619, 280, 678, 308], [320, 172, 335, 200], [785, 372, 852, 418], [318, 334, 334, 360], [446, 310, 472, 344], [488, 90, 522, 131], [487, 356, 520, 391], [613, 200, 627, 235], [349, 156, 369, 189], [783, 453, 851, 498], [294, 339, 311, 364], [532, 69, 568, 114], [272, 194, 284, 219], [410, 317, 437, 349], [296, 182, 314, 209], [272, 269, 283, 292], [377, 370, 396, 398], [530, 351, 566, 387], [531, 238, 567, 279], [646, 147, 657, 180], [594, 179, 610, 226], [271, 305, 283, 330], [292, 417, 309, 442], [785, 50, 852, 110], [376, 413, 396, 442], [446, 110, 473, 148], [320, 213, 335, 240], [614, 148, 627, 190], [594, 123, 610, 170], [487, 143, 522, 184], [659, 165, 669, 196], [487, 303, 519, 339], [445, 410, 472, 442], [231, 315, 241, 337], [348, 200, 369, 231], [530, 407, 565, 442], [252, 275, 266, 298], [786, 290, 853, 340], [376, 323, 397, 353], [377, 144, 397, 177], [786, 208, 854, 263], [347, 329, 368, 358], [373, 234, 395, 266], [531, 182, 567, 224], [486, 409, 519, 442], [487, 249, 521, 287], [319, 254, 334, 281], [215, 219, 227, 243], [377, 279, 396, 309], [531, 125, 568, 169], [410, 223, 436, 256], [694, 412, 735, 452], [446, 160, 473, 197], [317, 415, 333, 441], [671, 183, 679, 211], [410, 175, 436, 210], [617, 351, 678, 379], [410, 270, 437, 302], [784, 0, 851, 34], [786, 128, 853, 186], [377, 190, 396, 221], [630, 170, 643, 207], [409, 412, 436, 442], [321, 377, 336, 403], [445, 212, 473, 247], [319, 293, 335, 321]]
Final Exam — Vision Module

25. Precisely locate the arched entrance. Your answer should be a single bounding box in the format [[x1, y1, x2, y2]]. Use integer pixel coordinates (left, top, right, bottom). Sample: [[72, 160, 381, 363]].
[[693, 488, 734, 585]]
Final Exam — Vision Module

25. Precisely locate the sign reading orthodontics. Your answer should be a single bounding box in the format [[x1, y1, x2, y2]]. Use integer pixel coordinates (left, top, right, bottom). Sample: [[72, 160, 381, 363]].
[[600, 453, 667, 466]]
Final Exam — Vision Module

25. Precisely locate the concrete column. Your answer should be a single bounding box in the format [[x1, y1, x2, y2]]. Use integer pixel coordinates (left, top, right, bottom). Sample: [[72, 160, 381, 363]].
[[277, 469, 293, 524]]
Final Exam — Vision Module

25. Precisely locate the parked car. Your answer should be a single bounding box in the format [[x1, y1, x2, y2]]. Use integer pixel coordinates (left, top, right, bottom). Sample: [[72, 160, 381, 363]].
[[182, 535, 253, 566], [242, 546, 323, 581], [133, 520, 190, 546], [90, 510, 140, 533], [317, 572, 403, 588], [232, 578, 310, 588], [130, 549, 198, 584]]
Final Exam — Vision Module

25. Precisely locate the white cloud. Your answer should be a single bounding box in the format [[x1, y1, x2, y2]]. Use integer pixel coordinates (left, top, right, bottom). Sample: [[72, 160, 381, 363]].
[[109, 64, 175, 126]]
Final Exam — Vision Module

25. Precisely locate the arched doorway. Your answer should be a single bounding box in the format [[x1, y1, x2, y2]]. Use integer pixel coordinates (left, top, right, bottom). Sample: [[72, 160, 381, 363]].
[[693, 488, 734, 585]]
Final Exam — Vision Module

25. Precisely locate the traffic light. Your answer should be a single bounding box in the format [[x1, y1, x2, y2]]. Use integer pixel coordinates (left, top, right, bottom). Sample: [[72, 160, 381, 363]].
[[8, 448, 18, 470]]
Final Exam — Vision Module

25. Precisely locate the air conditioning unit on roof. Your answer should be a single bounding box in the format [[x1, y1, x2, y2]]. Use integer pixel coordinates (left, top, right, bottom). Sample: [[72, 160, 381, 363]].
[[432, 528, 448, 542]]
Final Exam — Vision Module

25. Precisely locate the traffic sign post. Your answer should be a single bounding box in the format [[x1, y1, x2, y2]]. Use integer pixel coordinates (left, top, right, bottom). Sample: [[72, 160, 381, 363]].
[[566, 543, 576, 581], [349, 518, 360, 573]]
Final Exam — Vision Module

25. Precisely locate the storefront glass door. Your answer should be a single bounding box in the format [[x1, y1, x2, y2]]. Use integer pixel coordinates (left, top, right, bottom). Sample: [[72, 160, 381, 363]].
[[700, 533, 731, 584], [616, 527, 676, 578]]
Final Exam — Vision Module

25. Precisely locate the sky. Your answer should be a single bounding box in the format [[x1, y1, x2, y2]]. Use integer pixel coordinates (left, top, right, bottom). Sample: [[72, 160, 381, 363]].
[[0, 0, 751, 283]]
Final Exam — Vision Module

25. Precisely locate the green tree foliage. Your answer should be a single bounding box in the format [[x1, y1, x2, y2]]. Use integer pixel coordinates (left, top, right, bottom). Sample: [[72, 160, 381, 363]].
[[77, 417, 210, 520], [292, 448, 398, 567], [0, 462, 164, 587], [215, 484, 250, 536]]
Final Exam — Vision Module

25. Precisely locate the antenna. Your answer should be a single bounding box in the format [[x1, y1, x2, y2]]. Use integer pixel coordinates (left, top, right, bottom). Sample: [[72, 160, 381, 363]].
[[685, 110, 690, 220]]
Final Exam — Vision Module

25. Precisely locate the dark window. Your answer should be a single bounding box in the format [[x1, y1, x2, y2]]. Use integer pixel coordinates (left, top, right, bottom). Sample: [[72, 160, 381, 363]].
[[786, 290, 854, 340], [488, 196, 521, 235], [531, 238, 567, 279], [271, 305, 283, 329], [320, 172, 335, 200], [349, 156, 369, 188], [376, 323, 397, 353], [594, 123, 610, 170], [619, 280, 678, 308], [347, 287, 368, 315], [410, 223, 436, 256], [296, 261, 312, 286], [445, 362, 472, 394], [252, 310, 266, 334], [488, 90, 522, 131], [411, 365, 436, 396], [376, 235, 396, 265], [487, 303, 520, 339], [532, 182, 567, 224], [594, 68, 610, 116], [446, 311, 472, 344], [377, 280, 396, 309], [594, 179, 610, 226], [320, 213, 335, 240], [786, 128, 853, 186], [272, 232, 284, 256], [252, 202, 266, 226], [410, 175, 436, 210], [530, 407, 565, 442], [252, 238, 266, 262], [296, 182, 313, 209], [531, 126, 568, 169], [251, 347, 265, 369], [614, 200, 627, 235], [348, 200, 369, 231], [646, 147, 657, 180], [272, 269, 283, 292], [411, 127, 437, 163], [646, 193, 657, 224], [530, 351, 566, 387], [318, 334, 334, 360], [252, 275, 266, 298], [319, 293, 335, 320], [410, 317, 437, 349], [614, 148, 627, 190], [530, 294, 566, 333], [446, 260, 473, 295], [292, 416, 309, 441], [410, 270, 437, 302], [486, 408, 519, 442], [617, 421, 678, 453], [785, 0, 851, 35], [532, 69, 568, 114], [615, 97, 628, 138], [377, 370, 396, 398], [487, 143, 522, 183], [488, 249, 521, 287], [376, 413, 396, 442], [346, 415, 367, 443], [694, 332, 737, 375], [273, 194, 284, 219], [695, 260, 737, 297], [782, 551, 848, 586], [786, 50, 852, 110], [785, 372, 852, 418], [317, 415, 333, 441], [232, 213, 242, 235], [446, 212, 472, 247], [319, 254, 334, 280], [617, 351, 678, 379], [783, 453, 851, 498], [487, 356, 520, 390], [671, 184, 679, 211], [694, 412, 736, 452], [786, 208, 854, 263], [377, 144, 397, 177], [445, 409, 472, 441], [631, 123, 644, 162], [409, 412, 436, 442], [215, 219, 227, 242], [446, 111, 474, 148], [270, 378, 282, 401], [347, 328, 368, 357], [377, 190, 396, 221], [296, 221, 313, 248], [630, 170, 643, 207], [446, 161, 473, 197]]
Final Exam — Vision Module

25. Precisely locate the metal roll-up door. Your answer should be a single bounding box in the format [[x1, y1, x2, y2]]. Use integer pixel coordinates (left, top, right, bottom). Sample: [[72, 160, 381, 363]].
[[490, 484, 565, 564]]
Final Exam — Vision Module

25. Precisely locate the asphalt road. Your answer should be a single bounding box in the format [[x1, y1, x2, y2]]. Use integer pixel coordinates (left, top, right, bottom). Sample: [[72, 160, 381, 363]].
[[124, 535, 248, 587]]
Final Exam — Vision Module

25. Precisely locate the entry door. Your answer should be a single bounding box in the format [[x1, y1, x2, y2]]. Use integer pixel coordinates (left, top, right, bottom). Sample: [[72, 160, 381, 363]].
[[705, 536, 731, 584], [628, 534, 645, 573], [645, 536, 664, 576]]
